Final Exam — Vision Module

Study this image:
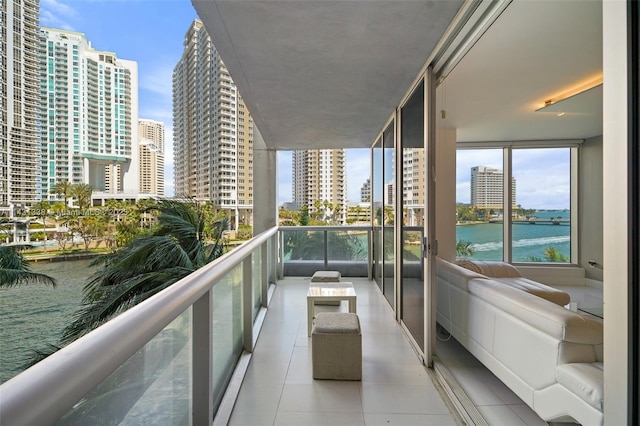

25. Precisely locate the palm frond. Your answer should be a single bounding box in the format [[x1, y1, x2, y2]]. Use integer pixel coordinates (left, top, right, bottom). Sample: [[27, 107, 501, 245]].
[[0, 269, 57, 288], [0, 246, 57, 287], [23, 343, 62, 368], [61, 267, 192, 344]]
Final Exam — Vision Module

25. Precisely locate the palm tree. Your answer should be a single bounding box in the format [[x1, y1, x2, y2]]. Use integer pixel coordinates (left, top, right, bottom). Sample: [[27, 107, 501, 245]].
[[52, 180, 72, 207], [31, 201, 51, 253], [544, 247, 569, 262], [70, 183, 93, 210], [57, 199, 229, 345], [456, 240, 475, 257], [0, 246, 57, 288]]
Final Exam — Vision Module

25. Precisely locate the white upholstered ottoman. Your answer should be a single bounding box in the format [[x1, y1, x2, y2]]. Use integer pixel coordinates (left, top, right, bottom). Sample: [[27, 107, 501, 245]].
[[312, 312, 362, 380], [311, 270, 341, 306]]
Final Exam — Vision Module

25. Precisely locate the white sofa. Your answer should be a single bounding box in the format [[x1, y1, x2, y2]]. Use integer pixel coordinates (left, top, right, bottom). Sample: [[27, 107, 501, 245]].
[[436, 257, 603, 426]]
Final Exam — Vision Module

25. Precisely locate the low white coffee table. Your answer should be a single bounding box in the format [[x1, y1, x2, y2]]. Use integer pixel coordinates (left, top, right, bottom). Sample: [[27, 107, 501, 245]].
[[307, 282, 357, 336]]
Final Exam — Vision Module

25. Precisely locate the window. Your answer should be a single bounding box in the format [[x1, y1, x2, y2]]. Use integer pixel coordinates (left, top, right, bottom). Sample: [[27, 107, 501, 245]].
[[456, 145, 575, 263]]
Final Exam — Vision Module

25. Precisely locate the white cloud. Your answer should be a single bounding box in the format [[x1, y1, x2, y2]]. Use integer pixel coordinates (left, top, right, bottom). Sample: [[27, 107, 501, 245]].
[[40, 0, 79, 30], [139, 63, 175, 99]]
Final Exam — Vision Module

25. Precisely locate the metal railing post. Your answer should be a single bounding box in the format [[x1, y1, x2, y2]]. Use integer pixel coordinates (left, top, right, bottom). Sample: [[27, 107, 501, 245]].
[[368, 228, 373, 280], [278, 230, 284, 279], [192, 290, 213, 426], [261, 241, 269, 307], [323, 229, 329, 270], [243, 256, 253, 352]]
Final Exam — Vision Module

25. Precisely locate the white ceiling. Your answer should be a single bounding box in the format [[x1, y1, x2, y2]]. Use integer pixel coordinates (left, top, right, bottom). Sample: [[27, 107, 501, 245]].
[[192, 0, 464, 150], [192, 0, 603, 150], [439, 0, 603, 143]]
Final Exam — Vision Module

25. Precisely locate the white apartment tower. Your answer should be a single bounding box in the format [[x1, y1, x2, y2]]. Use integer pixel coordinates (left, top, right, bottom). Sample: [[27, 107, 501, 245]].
[[39, 28, 139, 202], [138, 119, 165, 196], [173, 19, 253, 227], [1, 0, 40, 210], [402, 148, 425, 226], [470, 166, 517, 209], [292, 149, 346, 223]]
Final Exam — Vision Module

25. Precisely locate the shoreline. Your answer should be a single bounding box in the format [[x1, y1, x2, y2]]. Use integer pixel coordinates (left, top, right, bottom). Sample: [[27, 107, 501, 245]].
[[25, 252, 105, 262]]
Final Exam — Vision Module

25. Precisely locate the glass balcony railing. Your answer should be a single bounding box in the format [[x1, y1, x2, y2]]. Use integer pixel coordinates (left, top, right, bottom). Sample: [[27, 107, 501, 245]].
[[0, 227, 279, 425], [0, 226, 372, 424], [280, 225, 371, 279]]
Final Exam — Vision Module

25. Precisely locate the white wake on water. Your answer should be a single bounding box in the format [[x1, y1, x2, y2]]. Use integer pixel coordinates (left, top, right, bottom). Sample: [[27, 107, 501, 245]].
[[471, 235, 570, 252]]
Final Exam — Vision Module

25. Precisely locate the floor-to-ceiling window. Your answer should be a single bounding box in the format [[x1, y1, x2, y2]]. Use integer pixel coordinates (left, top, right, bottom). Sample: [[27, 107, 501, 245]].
[[511, 147, 572, 263], [455, 146, 575, 263], [382, 120, 395, 308], [456, 149, 504, 260], [400, 80, 425, 349], [372, 136, 383, 290]]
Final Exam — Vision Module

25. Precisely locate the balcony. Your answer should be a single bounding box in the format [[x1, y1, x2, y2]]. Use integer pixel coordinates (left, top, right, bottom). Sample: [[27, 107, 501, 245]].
[[0, 227, 459, 425]]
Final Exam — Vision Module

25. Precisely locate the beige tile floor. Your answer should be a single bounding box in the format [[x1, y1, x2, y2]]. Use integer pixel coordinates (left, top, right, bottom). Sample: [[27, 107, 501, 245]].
[[229, 277, 459, 426]]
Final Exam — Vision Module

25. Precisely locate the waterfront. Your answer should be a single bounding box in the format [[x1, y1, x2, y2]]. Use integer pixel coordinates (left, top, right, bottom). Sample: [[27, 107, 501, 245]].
[[457, 210, 570, 261], [0, 258, 97, 384], [0, 212, 569, 384]]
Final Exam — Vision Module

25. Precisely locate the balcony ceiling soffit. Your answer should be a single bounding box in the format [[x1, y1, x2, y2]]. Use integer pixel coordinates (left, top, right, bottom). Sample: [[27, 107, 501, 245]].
[[192, 0, 465, 150]]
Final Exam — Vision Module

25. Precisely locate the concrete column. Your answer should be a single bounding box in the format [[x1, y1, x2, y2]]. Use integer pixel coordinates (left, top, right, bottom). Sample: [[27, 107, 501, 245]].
[[603, 1, 629, 424], [252, 128, 277, 234]]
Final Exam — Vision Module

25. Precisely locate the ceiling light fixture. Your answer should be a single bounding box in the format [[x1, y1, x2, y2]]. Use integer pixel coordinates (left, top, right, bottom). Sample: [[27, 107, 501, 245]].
[[535, 76, 603, 112]]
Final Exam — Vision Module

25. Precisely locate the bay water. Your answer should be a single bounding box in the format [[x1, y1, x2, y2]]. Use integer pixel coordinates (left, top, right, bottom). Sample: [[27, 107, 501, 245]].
[[457, 210, 570, 261], [0, 258, 97, 384]]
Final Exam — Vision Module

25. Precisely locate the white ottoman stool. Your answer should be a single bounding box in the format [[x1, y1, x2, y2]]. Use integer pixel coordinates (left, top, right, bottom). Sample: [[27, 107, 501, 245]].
[[311, 270, 341, 282], [311, 270, 341, 306], [312, 312, 362, 380]]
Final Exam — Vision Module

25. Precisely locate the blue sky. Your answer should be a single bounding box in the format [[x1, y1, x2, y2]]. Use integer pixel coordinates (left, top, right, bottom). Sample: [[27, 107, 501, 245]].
[[39, 0, 371, 205], [39, 1, 568, 210]]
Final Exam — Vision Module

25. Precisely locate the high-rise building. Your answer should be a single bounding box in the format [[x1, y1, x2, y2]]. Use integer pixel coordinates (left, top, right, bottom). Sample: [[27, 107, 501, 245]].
[[173, 19, 253, 227], [360, 178, 371, 203], [402, 148, 425, 226], [470, 166, 517, 209], [39, 28, 139, 203], [138, 119, 165, 196], [1, 0, 40, 211], [292, 149, 346, 223]]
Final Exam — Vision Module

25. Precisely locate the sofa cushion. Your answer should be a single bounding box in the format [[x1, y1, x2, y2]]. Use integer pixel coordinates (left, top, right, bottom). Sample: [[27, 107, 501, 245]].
[[468, 278, 603, 344], [455, 259, 522, 278], [555, 363, 604, 410], [437, 257, 488, 291], [494, 277, 571, 306]]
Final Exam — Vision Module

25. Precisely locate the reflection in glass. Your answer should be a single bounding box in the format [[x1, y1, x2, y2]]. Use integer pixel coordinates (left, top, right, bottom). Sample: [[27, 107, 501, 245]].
[[455, 149, 505, 261], [252, 245, 262, 320], [512, 148, 571, 263], [58, 310, 193, 424], [401, 80, 424, 350], [212, 264, 243, 411]]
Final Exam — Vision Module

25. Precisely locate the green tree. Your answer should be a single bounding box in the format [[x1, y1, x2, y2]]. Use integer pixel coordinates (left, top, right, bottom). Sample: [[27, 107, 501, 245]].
[[313, 200, 323, 221], [0, 246, 56, 288], [456, 240, 475, 257], [544, 247, 569, 262], [31, 201, 52, 253], [70, 183, 93, 210], [299, 205, 309, 226], [52, 180, 72, 207], [55, 199, 229, 345]]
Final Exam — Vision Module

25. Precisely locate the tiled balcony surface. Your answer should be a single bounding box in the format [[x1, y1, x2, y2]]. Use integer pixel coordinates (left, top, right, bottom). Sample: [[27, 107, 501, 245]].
[[229, 277, 459, 426]]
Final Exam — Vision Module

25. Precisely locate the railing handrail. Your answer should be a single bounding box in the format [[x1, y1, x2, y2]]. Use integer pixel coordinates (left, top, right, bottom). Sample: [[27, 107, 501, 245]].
[[0, 226, 278, 426], [279, 225, 372, 231]]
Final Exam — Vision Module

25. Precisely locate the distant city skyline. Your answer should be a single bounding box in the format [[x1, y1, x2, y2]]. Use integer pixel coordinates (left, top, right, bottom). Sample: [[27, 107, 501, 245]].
[[38, 1, 570, 211]]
